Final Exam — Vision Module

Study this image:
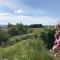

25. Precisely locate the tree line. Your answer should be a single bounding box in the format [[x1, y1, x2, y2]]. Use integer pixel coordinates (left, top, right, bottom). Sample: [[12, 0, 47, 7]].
[[29, 24, 43, 28]]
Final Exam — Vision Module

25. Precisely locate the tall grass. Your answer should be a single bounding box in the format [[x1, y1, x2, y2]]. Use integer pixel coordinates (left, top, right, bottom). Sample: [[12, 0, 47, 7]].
[[0, 39, 53, 60]]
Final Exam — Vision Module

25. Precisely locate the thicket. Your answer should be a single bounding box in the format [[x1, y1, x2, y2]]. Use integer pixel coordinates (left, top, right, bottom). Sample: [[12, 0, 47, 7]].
[[0, 23, 29, 46], [40, 27, 56, 49], [8, 23, 28, 36]]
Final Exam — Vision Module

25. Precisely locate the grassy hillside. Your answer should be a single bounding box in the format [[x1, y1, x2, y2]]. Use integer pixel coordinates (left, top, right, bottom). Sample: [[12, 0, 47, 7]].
[[0, 38, 53, 60]]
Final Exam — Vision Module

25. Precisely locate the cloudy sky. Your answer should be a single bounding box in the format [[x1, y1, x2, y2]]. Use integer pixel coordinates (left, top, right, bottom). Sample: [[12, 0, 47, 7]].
[[0, 0, 60, 25]]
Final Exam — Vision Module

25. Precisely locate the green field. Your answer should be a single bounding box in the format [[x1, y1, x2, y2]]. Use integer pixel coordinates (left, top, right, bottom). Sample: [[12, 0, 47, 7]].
[[0, 38, 53, 60], [0, 27, 59, 60]]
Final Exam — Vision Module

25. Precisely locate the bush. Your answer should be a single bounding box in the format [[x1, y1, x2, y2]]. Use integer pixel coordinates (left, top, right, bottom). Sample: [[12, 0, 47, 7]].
[[8, 23, 29, 36], [8, 27, 20, 36], [40, 28, 55, 49], [0, 29, 10, 46]]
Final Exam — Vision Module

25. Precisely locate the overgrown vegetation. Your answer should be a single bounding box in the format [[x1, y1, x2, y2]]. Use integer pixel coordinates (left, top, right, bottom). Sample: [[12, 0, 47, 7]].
[[0, 39, 53, 60], [8, 23, 28, 36], [0, 29, 10, 46], [0, 23, 55, 60], [40, 27, 55, 49]]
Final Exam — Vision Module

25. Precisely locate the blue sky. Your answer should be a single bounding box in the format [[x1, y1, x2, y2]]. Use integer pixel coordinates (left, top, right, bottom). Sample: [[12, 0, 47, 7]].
[[0, 0, 60, 25]]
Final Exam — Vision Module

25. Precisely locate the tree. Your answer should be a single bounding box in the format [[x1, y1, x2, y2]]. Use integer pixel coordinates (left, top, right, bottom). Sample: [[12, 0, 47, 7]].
[[8, 23, 28, 36], [29, 24, 43, 28], [8, 23, 13, 28], [16, 23, 28, 34], [8, 27, 19, 36]]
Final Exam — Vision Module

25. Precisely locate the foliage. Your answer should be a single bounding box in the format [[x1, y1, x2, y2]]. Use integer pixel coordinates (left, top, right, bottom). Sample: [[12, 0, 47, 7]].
[[0, 29, 10, 46], [29, 24, 43, 28], [0, 26, 55, 60], [40, 28, 56, 49], [8, 23, 28, 36], [8, 27, 20, 36]]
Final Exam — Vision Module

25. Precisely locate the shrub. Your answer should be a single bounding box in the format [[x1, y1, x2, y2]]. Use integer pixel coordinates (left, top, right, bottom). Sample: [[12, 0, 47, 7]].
[[40, 28, 55, 49], [8, 27, 20, 36], [0, 29, 10, 46], [8, 23, 29, 36]]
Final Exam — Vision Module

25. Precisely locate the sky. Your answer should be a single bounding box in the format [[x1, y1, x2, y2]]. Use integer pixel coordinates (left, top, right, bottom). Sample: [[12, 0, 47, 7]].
[[0, 0, 60, 25]]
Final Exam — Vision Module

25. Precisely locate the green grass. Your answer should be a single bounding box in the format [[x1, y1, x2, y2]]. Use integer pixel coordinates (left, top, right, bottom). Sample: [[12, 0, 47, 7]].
[[8, 33, 37, 45], [0, 27, 55, 60], [0, 38, 53, 60], [29, 28, 44, 33]]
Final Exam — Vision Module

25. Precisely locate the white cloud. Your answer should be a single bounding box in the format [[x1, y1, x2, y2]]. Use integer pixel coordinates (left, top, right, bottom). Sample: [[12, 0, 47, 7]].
[[14, 9, 24, 14], [0, 12, 58, 25], [18, 16, 58, 25]]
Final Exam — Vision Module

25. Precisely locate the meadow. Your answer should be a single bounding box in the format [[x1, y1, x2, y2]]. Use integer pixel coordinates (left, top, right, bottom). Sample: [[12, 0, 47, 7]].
[[0, 23, 58, 60]]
